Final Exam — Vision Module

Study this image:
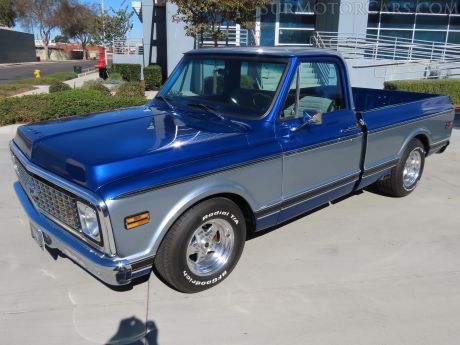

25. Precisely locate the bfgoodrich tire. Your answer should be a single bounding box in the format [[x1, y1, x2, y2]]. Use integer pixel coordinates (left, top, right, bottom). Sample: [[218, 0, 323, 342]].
[[374, 138, 425, 197], [154, 197, 246, 293]]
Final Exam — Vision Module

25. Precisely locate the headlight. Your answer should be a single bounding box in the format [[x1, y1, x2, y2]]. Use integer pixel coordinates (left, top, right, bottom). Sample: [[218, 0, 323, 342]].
[[77, 201, 100, 242]]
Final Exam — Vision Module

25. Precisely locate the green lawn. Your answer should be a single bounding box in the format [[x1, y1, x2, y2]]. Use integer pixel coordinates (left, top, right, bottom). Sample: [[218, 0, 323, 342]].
[[0, 84, 36, 99], [14, 71, 78, 86], [0, 71, 78, 100]]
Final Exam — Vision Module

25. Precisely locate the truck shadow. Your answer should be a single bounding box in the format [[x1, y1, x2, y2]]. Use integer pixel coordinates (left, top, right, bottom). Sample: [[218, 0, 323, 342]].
[[105, 316, 158, 345]]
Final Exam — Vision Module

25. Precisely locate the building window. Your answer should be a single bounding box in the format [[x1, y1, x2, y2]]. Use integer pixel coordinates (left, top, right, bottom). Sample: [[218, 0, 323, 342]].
[[258, 0, 317, 46], [447, 31, 460, 43], [279, 29, 314, 44], [367, 0, 460, 45]]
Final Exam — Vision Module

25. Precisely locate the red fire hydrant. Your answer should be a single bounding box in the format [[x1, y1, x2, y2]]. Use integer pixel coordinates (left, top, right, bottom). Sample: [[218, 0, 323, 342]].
[[95, 47, 108, 80]]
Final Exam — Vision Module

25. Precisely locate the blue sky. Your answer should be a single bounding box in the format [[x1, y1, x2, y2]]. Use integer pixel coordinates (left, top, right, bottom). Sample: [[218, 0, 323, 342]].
[[18, 0, 144, 40], [93, 0, 143, 38]]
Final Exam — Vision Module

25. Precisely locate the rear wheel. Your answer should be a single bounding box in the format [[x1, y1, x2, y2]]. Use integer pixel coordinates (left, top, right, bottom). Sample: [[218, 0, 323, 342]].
[[154, 197, 246, 293], [374, 138, 425, 197]]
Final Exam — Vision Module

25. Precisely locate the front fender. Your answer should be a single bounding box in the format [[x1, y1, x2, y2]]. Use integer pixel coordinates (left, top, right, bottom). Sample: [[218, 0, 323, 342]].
[[147, 180, 258, 255], [105, 178, 260, 258]]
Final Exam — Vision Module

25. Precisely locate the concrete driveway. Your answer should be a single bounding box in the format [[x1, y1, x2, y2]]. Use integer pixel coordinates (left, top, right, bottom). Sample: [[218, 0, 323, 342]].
[[1, 127, 459, 345]]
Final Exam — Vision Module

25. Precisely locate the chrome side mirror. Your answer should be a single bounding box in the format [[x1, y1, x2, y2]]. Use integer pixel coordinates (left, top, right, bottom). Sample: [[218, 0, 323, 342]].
[[291, 110, 323, 132]]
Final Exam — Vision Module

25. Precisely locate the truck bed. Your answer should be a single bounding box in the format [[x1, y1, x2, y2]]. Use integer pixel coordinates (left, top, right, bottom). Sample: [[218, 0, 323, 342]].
[[352, 87, 454, 181], [352, 87, 437, 113], [352, 87, 453, 132]]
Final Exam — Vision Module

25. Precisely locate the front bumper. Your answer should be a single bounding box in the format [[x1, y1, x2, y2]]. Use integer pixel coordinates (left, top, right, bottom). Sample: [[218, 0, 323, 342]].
[[15, 182, 152, 286]]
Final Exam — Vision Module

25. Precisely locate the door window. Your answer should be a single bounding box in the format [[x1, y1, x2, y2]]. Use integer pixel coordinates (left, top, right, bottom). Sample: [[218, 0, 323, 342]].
[[282, 61, 346, 119]]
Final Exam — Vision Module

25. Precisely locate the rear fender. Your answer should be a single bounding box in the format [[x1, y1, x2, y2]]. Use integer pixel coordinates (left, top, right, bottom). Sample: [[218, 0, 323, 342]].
[[397, 127, 432, 159]]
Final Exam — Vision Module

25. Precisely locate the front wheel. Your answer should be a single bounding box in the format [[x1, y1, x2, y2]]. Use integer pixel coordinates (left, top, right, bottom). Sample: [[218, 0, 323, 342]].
[[374, 138, 425, 197], [154, 197, 246, 293]]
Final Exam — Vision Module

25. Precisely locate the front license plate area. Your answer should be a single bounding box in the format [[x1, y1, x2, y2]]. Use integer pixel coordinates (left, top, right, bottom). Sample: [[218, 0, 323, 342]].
[[30, 223, 45, 251]]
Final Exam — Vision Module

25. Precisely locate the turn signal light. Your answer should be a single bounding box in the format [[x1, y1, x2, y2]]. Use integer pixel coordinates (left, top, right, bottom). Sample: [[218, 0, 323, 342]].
[[125, 212, 150, 230]]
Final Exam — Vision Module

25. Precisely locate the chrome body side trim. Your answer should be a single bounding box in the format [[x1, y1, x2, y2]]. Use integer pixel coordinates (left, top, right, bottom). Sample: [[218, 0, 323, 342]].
[[255, 172, 360, 219]]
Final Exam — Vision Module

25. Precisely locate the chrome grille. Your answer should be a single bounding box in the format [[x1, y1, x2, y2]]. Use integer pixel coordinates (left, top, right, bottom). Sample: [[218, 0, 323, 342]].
[[15, 157, 81, 231]]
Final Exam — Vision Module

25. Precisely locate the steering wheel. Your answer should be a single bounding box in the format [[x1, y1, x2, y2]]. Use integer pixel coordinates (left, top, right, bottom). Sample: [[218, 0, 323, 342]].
[[252, 93, 271, 108]]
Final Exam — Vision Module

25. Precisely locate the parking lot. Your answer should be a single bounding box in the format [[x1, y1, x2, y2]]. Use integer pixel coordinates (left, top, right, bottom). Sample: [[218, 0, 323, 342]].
[[1, 124, 459, 345]]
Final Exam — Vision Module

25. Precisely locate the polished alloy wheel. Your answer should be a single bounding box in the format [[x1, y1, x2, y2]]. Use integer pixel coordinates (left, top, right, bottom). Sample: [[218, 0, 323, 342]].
[[403, 149, 422, 189], [186, 218, 235, 276]]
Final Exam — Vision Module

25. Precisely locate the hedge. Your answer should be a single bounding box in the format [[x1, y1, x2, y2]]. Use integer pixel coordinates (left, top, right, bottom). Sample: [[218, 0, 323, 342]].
[[0, 89, 146, 125], [116, 81, 145, 98], [49, 80, 72, 93], [109, 64, 142, 82], [384, 79, 460, 105], [144, 65, 162, 90], [82, 80, 112, 96]]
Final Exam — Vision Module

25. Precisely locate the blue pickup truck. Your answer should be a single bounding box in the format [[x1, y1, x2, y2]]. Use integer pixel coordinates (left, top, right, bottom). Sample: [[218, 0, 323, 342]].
[[11, 47, 455, 293]]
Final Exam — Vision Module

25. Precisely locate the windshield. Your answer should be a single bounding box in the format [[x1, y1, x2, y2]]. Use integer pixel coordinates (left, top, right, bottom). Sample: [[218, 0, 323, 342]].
[[159, 56, 288, 119]]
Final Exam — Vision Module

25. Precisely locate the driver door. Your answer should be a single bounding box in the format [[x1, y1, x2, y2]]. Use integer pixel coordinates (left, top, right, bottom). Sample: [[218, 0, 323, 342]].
[[276, 59, 363, 223]]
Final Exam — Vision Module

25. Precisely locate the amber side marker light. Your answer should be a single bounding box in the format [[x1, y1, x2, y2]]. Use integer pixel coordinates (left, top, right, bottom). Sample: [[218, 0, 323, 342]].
[[125, 212, 150, 230]]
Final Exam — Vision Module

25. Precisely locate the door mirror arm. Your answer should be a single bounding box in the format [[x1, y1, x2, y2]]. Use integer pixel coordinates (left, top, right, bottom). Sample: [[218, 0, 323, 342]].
[[290, 111, 323, 133]]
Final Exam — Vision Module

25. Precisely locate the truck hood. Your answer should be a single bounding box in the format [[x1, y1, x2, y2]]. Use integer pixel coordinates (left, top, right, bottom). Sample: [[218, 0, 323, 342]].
[[13, 104, 250, 192]]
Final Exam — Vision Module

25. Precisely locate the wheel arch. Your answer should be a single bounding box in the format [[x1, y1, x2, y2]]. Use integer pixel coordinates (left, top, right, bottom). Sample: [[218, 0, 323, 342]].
[[149, 184, 257, 255], [397, 128, 432, 158]]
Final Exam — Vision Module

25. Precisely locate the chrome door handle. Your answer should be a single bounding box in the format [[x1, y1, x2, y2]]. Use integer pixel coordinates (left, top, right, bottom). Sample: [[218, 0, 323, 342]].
[[340, 125, 359, 133]]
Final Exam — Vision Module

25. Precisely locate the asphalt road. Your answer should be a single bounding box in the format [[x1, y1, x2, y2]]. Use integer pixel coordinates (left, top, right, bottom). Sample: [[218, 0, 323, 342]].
[[0, 126, 459, 345], [0, 60, 95, 84]]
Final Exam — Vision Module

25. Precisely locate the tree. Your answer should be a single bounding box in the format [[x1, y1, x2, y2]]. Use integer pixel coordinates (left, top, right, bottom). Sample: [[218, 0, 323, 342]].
[[92, 3, 133, 47], [57, 0, 98, 59], [0, 0, 16, 27], [169, 0, 272, 47], [16, 0, 61, 60], [54, 34, 70, 44]]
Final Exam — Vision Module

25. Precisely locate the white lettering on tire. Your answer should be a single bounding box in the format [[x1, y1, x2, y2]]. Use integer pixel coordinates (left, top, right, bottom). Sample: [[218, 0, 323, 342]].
[[202, 210, 239, 225], [183, 270, 227, 285]]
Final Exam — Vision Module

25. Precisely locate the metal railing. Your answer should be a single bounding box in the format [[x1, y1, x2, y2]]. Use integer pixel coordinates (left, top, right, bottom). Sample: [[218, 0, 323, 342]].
[[311, 31, 460, 63], [198, 25, 249, 47], [377, 60, 460, 81], [112, 39, 144, 55]]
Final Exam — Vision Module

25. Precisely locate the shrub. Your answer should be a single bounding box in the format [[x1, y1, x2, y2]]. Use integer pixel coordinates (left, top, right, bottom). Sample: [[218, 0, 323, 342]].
[[109, 72, 123, 81], [82, 80, 111, 96], [0, 89, 146, 125], [116, 81, 145, 98], [384, 79, 460, 105], [144, 65, 162, 90], [49, 80, 72, 93], [109, 64, 142, 82]]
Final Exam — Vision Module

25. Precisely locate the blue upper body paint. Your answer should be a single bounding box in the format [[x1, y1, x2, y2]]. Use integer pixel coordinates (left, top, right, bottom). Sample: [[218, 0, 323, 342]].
[[13, 47, 453, 202]]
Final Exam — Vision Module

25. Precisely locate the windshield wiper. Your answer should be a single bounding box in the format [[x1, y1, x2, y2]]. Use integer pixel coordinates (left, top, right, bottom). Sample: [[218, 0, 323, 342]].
[[156, 95, 174, 111], [186, 103, 225, 121]]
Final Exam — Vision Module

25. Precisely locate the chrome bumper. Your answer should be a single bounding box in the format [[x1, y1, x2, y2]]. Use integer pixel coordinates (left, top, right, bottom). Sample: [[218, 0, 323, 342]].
[[15, 182, 153, 286]]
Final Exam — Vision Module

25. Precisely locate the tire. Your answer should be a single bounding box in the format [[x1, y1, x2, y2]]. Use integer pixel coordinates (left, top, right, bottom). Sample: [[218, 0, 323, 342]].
[[374, 138, 425, 197], [154, 197, 246, 293]]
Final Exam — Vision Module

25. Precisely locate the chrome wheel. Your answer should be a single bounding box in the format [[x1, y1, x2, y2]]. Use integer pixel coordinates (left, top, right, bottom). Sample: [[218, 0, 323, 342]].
[[403, 149, 422, 189], [186, 218, 235, 276]]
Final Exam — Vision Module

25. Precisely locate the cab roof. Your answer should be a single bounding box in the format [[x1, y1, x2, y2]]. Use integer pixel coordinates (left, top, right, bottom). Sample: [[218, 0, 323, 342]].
[[185, 46, 342, 59]]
